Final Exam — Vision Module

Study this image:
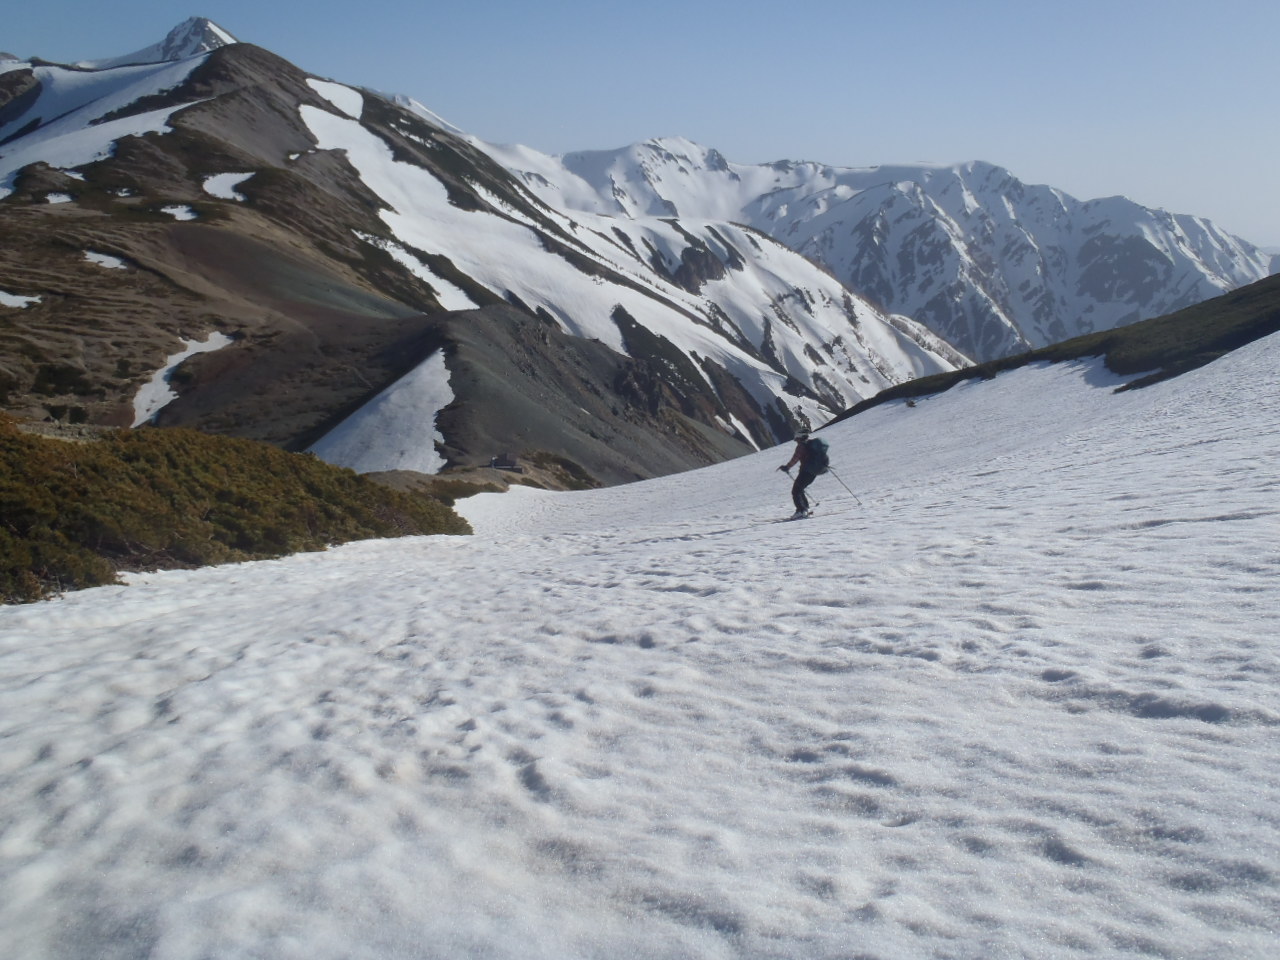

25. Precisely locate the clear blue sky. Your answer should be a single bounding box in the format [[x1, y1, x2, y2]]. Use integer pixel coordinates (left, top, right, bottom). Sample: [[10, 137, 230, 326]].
[[7, 0, 1277, 246]]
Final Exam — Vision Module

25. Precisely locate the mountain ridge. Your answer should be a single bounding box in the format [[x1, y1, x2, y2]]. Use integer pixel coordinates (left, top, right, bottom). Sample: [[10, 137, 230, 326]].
[[485, 137, 1273, 362], [0, 18, 1271, 489], [0, 27, 959, 489]]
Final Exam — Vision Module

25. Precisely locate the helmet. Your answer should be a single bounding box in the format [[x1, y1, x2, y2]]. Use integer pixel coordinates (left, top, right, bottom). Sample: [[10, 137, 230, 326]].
[[794, 430, 810, 441]]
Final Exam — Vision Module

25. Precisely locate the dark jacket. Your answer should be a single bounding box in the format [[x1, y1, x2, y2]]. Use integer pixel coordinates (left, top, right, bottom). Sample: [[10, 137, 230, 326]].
[[782, 439, 814, 473]]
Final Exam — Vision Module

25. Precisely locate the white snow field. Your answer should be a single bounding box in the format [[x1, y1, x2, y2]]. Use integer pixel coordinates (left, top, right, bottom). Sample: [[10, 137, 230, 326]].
[[0, 57, 208, 197], [2, 335, 1279, 959], [308, 350, 453, 475]]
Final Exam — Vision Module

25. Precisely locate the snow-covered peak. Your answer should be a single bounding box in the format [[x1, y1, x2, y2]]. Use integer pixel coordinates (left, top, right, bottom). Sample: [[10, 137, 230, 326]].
[[482, 137, 1274, 361], [73, 17, 237, 70]]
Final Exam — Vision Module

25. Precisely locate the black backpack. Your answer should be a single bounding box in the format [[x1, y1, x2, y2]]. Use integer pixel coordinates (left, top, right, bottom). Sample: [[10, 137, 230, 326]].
[[806, 437, 830, 474]]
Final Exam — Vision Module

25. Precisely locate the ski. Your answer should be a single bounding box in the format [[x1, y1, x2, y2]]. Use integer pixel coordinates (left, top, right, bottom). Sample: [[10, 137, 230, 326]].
[[765, 511, 813, 523]]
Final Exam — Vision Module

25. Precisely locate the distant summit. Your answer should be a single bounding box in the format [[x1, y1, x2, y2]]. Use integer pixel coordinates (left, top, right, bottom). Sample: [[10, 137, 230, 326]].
[[73, 16, 237, 70], [489, 139, 1275, 361]]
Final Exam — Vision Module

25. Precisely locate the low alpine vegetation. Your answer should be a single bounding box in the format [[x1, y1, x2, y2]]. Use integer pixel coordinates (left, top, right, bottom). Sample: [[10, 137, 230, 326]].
[[0, 419, 470, 603]]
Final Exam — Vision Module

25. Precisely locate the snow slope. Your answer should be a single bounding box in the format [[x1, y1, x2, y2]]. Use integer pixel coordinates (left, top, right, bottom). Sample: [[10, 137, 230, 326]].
[[1, 338, 1278, 956], [0, 56, 208, 197], [299, 99, 961, 455], [307, 350, 453, 475]]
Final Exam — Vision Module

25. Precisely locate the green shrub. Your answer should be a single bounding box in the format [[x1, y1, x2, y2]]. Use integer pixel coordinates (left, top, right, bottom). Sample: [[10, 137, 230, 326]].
[[0, 419, 470, 603], [526, 451, 600, 491]]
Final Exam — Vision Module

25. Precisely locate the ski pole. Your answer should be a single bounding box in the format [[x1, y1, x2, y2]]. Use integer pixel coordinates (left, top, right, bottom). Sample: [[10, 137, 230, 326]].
[[827, 468, 863, 506], [778, 466, 820, 512]]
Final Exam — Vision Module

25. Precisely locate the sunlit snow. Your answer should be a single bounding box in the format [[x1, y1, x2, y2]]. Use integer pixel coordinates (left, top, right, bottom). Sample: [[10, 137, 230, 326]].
[[131, 332, 235, 426], [0, 289, 41, 308], [355, 233, 477, 311], [307, 78, 364, 119], [297, 105, 954, 428], [309, 350, 453, 475], [202, 172, 254, 200], [83, 250, 128, 270], [0, 58, 206, 196], [485, 141, 1273, 360], [160, 204, 198, 221], [2, 333, 1278, 959]]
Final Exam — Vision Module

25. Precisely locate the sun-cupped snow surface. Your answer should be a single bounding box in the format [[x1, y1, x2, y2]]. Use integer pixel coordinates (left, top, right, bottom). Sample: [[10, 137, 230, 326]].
[[0, 58, 207, 196], [131, 332, 235, 427], [308, 350, 452, 474], [3, 338, 1279, 959]]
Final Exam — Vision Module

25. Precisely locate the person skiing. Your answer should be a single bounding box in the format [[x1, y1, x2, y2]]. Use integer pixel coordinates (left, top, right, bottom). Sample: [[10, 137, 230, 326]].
[[778, 429, 825, 519]]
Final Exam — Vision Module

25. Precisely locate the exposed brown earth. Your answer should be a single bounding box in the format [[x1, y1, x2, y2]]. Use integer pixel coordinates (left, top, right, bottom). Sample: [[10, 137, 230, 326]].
[[0, 43, 772, 488]]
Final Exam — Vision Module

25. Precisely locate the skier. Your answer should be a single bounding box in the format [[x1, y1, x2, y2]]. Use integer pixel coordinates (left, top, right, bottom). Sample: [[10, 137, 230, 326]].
[[778, 430, 828, 519]]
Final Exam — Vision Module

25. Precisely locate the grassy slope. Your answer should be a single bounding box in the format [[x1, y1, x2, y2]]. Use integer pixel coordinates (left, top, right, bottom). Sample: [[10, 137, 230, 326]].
[[833, 273, 1280, 423], [1, 420, 469, 603]]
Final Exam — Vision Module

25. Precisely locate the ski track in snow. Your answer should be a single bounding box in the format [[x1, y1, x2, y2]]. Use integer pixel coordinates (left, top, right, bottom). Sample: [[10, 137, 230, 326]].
[[1, 340, 1279, 959]]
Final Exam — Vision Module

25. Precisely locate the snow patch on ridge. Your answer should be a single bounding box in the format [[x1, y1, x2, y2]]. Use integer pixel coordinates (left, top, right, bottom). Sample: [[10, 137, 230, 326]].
[[132, 332, 235, 427], [73, 17, 236, 70], [84, 251, 128, 270], [299, 98, 958, 431], [0, 57, 209, 197], [308, 351, 453, 475], [203, 172, 254, 200], [0, 290, 41, 308], [306, 79, 364, 119], [356, 233, 478, 311], [299, 104, 636, 354]]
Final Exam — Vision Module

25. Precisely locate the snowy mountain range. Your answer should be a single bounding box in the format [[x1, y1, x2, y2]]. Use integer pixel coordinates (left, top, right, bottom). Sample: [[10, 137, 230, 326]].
[[488, 139, 1275, 362], [0, 18, 1271, 487], [0, 20, 959, 486]]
